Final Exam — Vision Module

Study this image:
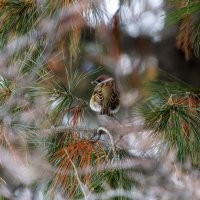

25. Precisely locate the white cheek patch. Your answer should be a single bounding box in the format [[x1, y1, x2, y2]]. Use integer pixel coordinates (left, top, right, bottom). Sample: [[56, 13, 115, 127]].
[[90, 99, 101, 112]]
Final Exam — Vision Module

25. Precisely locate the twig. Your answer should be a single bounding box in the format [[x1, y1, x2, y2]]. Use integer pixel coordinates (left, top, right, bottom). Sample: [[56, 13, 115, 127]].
[[52, 157, 156, 177], [0, 1, 89, 64], [64, 148, 89, 200], [39, 126, 96, 137]]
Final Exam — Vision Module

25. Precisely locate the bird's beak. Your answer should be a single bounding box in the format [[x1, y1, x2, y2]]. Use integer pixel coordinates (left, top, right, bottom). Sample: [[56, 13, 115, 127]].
[[91, 80, 98, 85]]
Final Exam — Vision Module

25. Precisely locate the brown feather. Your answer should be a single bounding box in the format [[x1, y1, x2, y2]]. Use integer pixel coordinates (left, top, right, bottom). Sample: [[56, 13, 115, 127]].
[[90, 75, 120, 116]]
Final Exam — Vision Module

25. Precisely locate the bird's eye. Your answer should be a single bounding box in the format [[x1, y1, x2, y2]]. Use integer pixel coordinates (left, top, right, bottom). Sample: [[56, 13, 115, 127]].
[[91, 80, 99, 85], [91, 79, 102, 85]]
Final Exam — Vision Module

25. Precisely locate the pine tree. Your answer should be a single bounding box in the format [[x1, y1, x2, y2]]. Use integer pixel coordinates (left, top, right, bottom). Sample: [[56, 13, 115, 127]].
[[0, 0, 200, 200]]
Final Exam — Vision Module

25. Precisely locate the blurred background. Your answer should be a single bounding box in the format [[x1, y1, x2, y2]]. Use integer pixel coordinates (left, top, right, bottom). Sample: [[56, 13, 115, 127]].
[[46, 0, 200, 118], [1, 0, 200, 199]]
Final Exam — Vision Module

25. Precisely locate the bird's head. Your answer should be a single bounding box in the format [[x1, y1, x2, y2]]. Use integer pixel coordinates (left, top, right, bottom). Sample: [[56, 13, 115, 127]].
[[91, 74, 113, 85]]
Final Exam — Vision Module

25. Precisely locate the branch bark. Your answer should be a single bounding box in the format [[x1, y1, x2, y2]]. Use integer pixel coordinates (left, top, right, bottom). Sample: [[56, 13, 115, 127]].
[[39, 125, 96, 137]]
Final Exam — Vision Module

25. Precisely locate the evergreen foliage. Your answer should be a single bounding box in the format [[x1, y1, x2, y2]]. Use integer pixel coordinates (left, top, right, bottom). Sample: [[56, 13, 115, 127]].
[[140, 80, 200, 166], [167, 0, 200, 59], [0, 0, 200, 199]]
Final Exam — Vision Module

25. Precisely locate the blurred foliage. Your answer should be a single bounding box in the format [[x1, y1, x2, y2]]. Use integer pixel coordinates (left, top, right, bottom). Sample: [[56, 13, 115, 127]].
[[167, 0, 200, 59], [1, 0, 200, 199], [0, 0, 39, 48], [140, 80, 200, 166], [0, 76, 14, 105]]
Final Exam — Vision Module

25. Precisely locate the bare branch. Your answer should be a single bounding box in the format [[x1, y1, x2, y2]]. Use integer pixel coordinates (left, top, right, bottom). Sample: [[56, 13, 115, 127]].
[[39, 125, 96, 137]]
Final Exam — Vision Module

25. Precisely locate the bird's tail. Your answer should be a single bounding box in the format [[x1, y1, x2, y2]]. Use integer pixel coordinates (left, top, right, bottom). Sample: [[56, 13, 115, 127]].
[[101, 104, 113, 116]]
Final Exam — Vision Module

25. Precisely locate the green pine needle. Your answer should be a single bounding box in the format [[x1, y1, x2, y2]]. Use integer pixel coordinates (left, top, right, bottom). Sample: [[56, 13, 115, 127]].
[[0, 0, 40, 48], [140, 80, 200, 164], [166, 2, 200, 25]]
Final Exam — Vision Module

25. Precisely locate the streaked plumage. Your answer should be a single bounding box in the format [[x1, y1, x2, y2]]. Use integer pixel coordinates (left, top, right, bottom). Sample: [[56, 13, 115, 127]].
[[90, 74, 120, 116]]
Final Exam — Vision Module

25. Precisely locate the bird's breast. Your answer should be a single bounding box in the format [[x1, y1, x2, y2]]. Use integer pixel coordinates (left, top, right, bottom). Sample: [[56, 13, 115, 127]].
[[89, 97, 102, 112]]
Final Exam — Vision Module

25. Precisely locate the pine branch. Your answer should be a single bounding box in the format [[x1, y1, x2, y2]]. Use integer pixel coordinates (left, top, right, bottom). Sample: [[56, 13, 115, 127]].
[[139, 80, 200, 165], [39, 125, 96, 137], [64, 148, 89, 200], [166, 1, 200, 24], [0, 1, 89, 64], [166, 1, 200, 58]]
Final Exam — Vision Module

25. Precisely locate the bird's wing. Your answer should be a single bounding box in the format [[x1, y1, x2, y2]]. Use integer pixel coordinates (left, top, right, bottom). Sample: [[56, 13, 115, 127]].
[[94, 84, 111, 115], [110, 82, 120, 110], [93, 85, 104, 105]]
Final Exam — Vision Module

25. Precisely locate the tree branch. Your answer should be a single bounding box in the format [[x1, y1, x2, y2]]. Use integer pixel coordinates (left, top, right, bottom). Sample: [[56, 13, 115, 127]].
[[39, 125, 96, 137]]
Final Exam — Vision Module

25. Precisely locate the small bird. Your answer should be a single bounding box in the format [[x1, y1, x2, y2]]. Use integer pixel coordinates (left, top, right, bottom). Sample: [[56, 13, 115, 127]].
[[90, 74, 120, 116]]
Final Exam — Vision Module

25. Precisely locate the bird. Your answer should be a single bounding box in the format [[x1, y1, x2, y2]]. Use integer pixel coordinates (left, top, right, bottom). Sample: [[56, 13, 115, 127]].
[[90, 74, 120, 116]]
